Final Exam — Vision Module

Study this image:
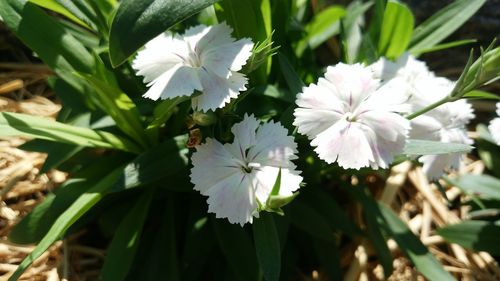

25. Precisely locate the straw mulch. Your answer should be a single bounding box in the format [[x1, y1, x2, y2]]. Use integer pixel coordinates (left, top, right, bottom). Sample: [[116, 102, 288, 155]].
[[0, 63, 104, 281]]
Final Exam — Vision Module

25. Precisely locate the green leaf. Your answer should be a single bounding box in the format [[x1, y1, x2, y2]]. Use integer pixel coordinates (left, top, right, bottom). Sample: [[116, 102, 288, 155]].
[[109, 0, 221, 66], [301, 188, 362, 238], [110, 137, 189, 193], [101, 189, 153, 281], [0, 112, 141, 153], [8, 167, 124, 281], [411, 39, 476, 56], [278, 53, 305, 96], [124, 200, 179, 281], [438, 220, 500, 255], [295, 6, 346, 56], [312, 239, 342, 281], [341, 1, 373, 63], [378, 203, 454, 281], [403, 139, 473, 156], [28, 0, 91, 29], [409, 0, 486, 52], [146, 96, 188, 139], [445, 174, 500, 200], [253, 213, 281, 281], [0, 0, 94, 73], [378, 0, 414, 59], [76, 71, 150, 148], [213, 219, 259, 281], [19, 140, 82, 174], [9, 155, 129, 244], [288, 200, 335, 243], [463, 90, 500, 100], [349, 186, 393, 277]]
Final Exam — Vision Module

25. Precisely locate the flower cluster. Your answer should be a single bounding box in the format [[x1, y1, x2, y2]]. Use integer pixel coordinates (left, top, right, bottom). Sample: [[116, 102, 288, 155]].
[[293, 63, 411, 170], [372, 54, 474, 180], [134, 22, 483, 225]]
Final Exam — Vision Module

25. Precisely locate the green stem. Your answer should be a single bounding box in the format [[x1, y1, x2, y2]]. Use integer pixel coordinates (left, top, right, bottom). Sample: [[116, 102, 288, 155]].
[[406, 96, 450, 120]]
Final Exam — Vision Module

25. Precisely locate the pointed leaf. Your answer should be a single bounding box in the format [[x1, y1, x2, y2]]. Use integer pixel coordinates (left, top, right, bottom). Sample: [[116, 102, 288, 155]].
[[0, 112, 141, 153], [438, 220, 500, 255], [403, 139, 473, 155], [253, 213, 281, 281]]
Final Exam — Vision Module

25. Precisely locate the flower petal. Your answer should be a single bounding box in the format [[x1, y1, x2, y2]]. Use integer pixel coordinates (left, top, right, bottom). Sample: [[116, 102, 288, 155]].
[[190, 138, 241, 194], [189, 22, 235, 54], [489, 117, 500, 145], [205, 173, 257, 226], [132, 32, 186, 83], [248, 120, 298, 168], [251, 166, 302, 204], [192, 69, 247, 111], [142, 65, 202, 100], [311, 120, 374, 169], [202, 38, 254, 78], [229, 113, 260, 158], [322, 63, 379, 109]]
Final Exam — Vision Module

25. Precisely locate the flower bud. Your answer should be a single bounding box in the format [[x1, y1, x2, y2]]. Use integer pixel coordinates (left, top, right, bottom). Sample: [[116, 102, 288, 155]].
[[192, 110, 217, 126]]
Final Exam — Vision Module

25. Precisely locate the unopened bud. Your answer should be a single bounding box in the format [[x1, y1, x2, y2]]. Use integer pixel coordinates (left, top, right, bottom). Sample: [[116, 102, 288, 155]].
[[192, 110, 217, 126]]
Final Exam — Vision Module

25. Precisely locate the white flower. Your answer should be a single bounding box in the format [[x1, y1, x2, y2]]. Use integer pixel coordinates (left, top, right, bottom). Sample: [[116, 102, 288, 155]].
[[409, 77, 474, 180], [190, 114, 302, 226], [488, 103, 500, 145], [293, 63, 411, 170], [370, 52, 434, 85], [132, 22, 254, 111]]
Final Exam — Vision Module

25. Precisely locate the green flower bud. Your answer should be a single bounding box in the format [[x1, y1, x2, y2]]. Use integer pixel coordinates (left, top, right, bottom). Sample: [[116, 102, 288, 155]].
[[192, 110, 217, 126]]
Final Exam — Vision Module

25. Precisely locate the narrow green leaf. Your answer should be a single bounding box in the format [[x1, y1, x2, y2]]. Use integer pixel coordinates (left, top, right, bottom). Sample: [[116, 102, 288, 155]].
[[253, 213, 281, 281], [278, 53, 304, 96], [101, 189, 153, 281], [213, 219, 259, 281], [295, 6, 346, 56], [378, 203, 455, 281], [19, 140, 82, 173], [109, 0, 221, 66], [124, 200, 179, 281], [0, 112, 141, 153], [301, 188, 362, 238], [76, 72, 150, 148], [312, 239, 342, 281], [378, 0, 414, 59], [8, 168, 124, 281], [445, 174, 500, 200], [28, 0, 91, 28], [9, 155, 129, 244], [288, 200, 335, 243], [110, 136, 189, 193], [403, 139, 473, 156], [146, 96, 188, 139], [411, 39, 477, 56], [463, 90, 500, 100], [409, 0, 486, 51], [438, 220, 500, 255], [0, 0, 94, 73], [349, 186, 393, 277]]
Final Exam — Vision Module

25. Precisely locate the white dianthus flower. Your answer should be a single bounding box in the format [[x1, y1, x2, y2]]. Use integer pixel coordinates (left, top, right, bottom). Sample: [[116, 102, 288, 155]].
[[370, 52, 434, 85], [132, 22, 254, 112], [409, 77, 474, 180], [488, 103, 500, 145], [190, 114, 302, 226], [293, 63, 411, 170]]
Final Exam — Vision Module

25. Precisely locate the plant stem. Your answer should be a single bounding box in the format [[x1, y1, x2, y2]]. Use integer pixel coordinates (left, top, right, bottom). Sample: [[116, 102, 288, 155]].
[[406, 96, 450, 120]]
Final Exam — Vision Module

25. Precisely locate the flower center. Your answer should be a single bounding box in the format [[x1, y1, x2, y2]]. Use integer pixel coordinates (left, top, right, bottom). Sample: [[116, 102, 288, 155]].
[[187, 50, 202, 68], [345, 112, 357, 122], [239, 161, 260, 174]]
